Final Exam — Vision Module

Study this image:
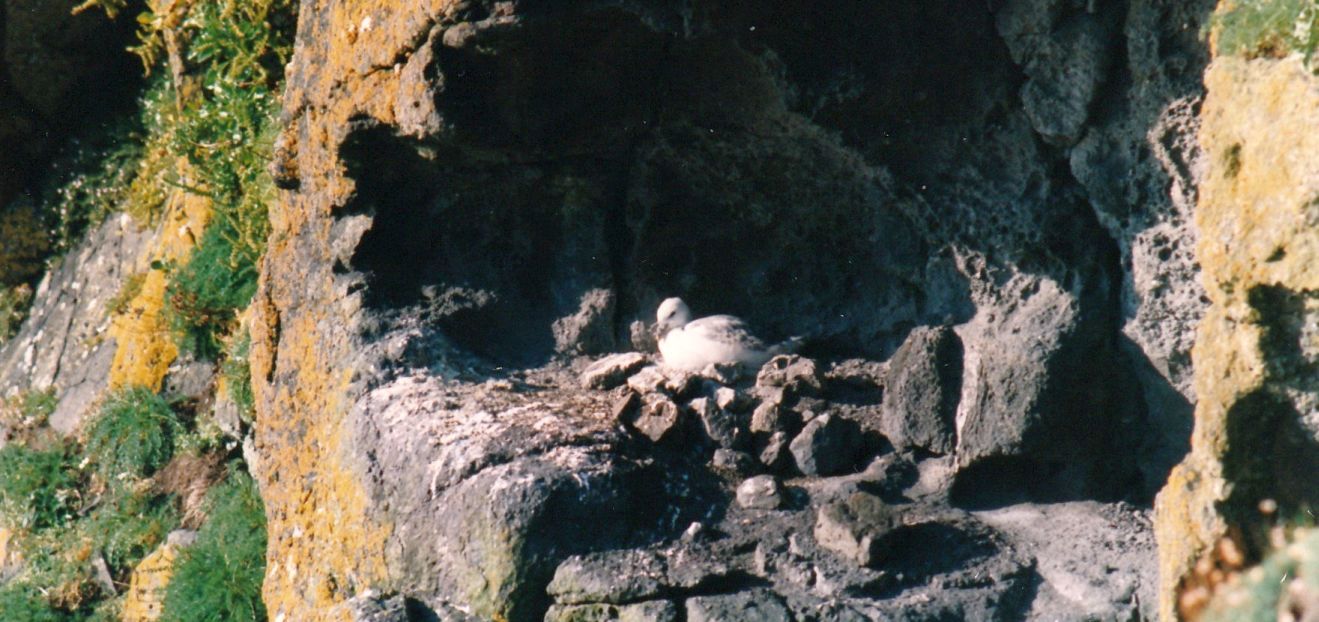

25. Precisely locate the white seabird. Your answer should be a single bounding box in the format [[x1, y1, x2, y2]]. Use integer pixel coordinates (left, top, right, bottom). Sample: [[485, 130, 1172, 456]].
[[655, 297, 797, 372]]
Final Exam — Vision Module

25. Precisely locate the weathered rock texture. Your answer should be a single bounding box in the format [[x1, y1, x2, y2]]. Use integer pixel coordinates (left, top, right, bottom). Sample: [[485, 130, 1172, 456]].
[[0, 215, 150, 433], [1154, 54, 1319, 621], [0, 0, 1256, 618], [252, 0, 1215, 620]]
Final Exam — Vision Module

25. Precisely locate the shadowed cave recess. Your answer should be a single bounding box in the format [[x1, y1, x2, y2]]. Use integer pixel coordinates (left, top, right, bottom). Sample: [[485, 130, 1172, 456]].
[[322, 0, 1214, 619]]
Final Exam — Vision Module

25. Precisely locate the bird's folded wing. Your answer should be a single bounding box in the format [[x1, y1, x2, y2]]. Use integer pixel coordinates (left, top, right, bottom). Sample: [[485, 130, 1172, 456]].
[[686, 315, 769, 350]]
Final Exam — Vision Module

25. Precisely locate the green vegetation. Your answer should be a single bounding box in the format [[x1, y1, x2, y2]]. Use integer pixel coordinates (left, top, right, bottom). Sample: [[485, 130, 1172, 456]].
[[39, 119, 148, 256], [223, 333, 256, 421], [0, 443, 80, 531], [0, 284, 32, 343], [160, 467, 268, 622], [0, 583, 66, 622], [147, 0, 294, 359], [166, 219, 263, 359], [84, 487, 179, 572], [85, 386, 181, 482], [0, 1, 285, 617], [1213, 0, 1319, 67], [1203, 526, 1319, 622]]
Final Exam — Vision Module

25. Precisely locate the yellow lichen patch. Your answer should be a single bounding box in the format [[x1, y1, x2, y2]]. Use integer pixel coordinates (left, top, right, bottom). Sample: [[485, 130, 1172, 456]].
[[121, 541, 181, 622], [107, 167, 211, 392], [1154, 54, 1319, 621]]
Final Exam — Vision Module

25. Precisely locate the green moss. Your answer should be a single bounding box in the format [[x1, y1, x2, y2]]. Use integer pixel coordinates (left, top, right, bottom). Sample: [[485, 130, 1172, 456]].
[[1213, 0, 1319, 67], [159, 466, 268, 622], [0, 443, 80, 531], [85, 386, 181, 483]]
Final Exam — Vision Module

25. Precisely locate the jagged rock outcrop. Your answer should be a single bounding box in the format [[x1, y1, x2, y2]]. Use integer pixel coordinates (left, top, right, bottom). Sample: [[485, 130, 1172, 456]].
[[254, 1, 1213, 620]]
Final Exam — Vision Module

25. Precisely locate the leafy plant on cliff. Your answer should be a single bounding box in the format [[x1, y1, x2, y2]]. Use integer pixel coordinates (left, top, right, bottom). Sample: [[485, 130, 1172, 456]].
[[151, 0, 294, 359], [0, 442, 80, 531], [159, 466, 268, 622], [1213, 0, 1319, 67], [84, 386, 182, 483], [166, 218, 262, 359]]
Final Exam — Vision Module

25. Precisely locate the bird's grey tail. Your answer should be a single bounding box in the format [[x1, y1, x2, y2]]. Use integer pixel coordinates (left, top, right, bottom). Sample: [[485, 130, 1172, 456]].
[[770, 335, 806, 356]]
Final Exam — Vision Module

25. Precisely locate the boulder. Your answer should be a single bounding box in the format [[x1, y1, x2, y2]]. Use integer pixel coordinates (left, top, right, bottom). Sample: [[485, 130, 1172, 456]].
[[789, 414, 862, 476], [880, 326, 962, 454]]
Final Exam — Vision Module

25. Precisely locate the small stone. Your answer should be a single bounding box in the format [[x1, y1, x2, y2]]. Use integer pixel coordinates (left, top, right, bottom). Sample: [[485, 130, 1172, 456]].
[[92, 555, 116, 595], [581, 352, 650, 390], [167, 529, 199, 547], [686, 590, 792, 622], [711, 448, 757, 476], [547, 550, 667, 605], [814, 491, 898, 567], [690, 397, 746, 449], [788, 532, 810, 557], [617, 601, 680, 622], [611, 391, 640, 424], [736, 475, 782, 510], [758, 431, 792, 471], [755, 354, 822, 395], [548, 602, 678, 622], [750, 399, 798, 434], [752, 542, 777, 575], [714, 386, 749, 412], [682, 522, 706, 542], [789, 414, 862, 476], [662, 369, 700, 398], [627, 366, 668, 394], [782, 559, 815, 588], [698, 362, 743, 385], [631, 395, 682, 443]]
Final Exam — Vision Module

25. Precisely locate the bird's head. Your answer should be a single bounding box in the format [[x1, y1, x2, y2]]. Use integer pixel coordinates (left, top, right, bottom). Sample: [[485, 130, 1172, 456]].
[[654, 297, 692, 337]]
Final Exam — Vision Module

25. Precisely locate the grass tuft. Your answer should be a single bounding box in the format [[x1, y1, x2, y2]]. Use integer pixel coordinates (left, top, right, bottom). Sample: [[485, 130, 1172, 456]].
[[84, 386, 181, 483], [159, 465, 268, 622], [0, 442, 80, 531]]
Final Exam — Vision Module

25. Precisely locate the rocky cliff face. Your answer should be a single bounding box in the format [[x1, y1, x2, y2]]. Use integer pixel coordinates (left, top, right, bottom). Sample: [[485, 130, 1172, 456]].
[[252, 0, 1213, 620], [1155, 53, 1319, 621], [10, 0, 1317, 621]]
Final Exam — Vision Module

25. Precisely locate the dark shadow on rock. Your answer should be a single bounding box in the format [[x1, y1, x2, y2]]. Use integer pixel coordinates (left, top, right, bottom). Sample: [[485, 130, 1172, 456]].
[[1116, 335, 1193, 503]]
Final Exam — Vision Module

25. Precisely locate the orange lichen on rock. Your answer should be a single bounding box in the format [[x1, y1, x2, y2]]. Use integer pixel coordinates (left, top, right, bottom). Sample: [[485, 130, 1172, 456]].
[[248, 2, 478, 618], [107, 168, 211, 392], [1154, 54, 1319, 621]]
